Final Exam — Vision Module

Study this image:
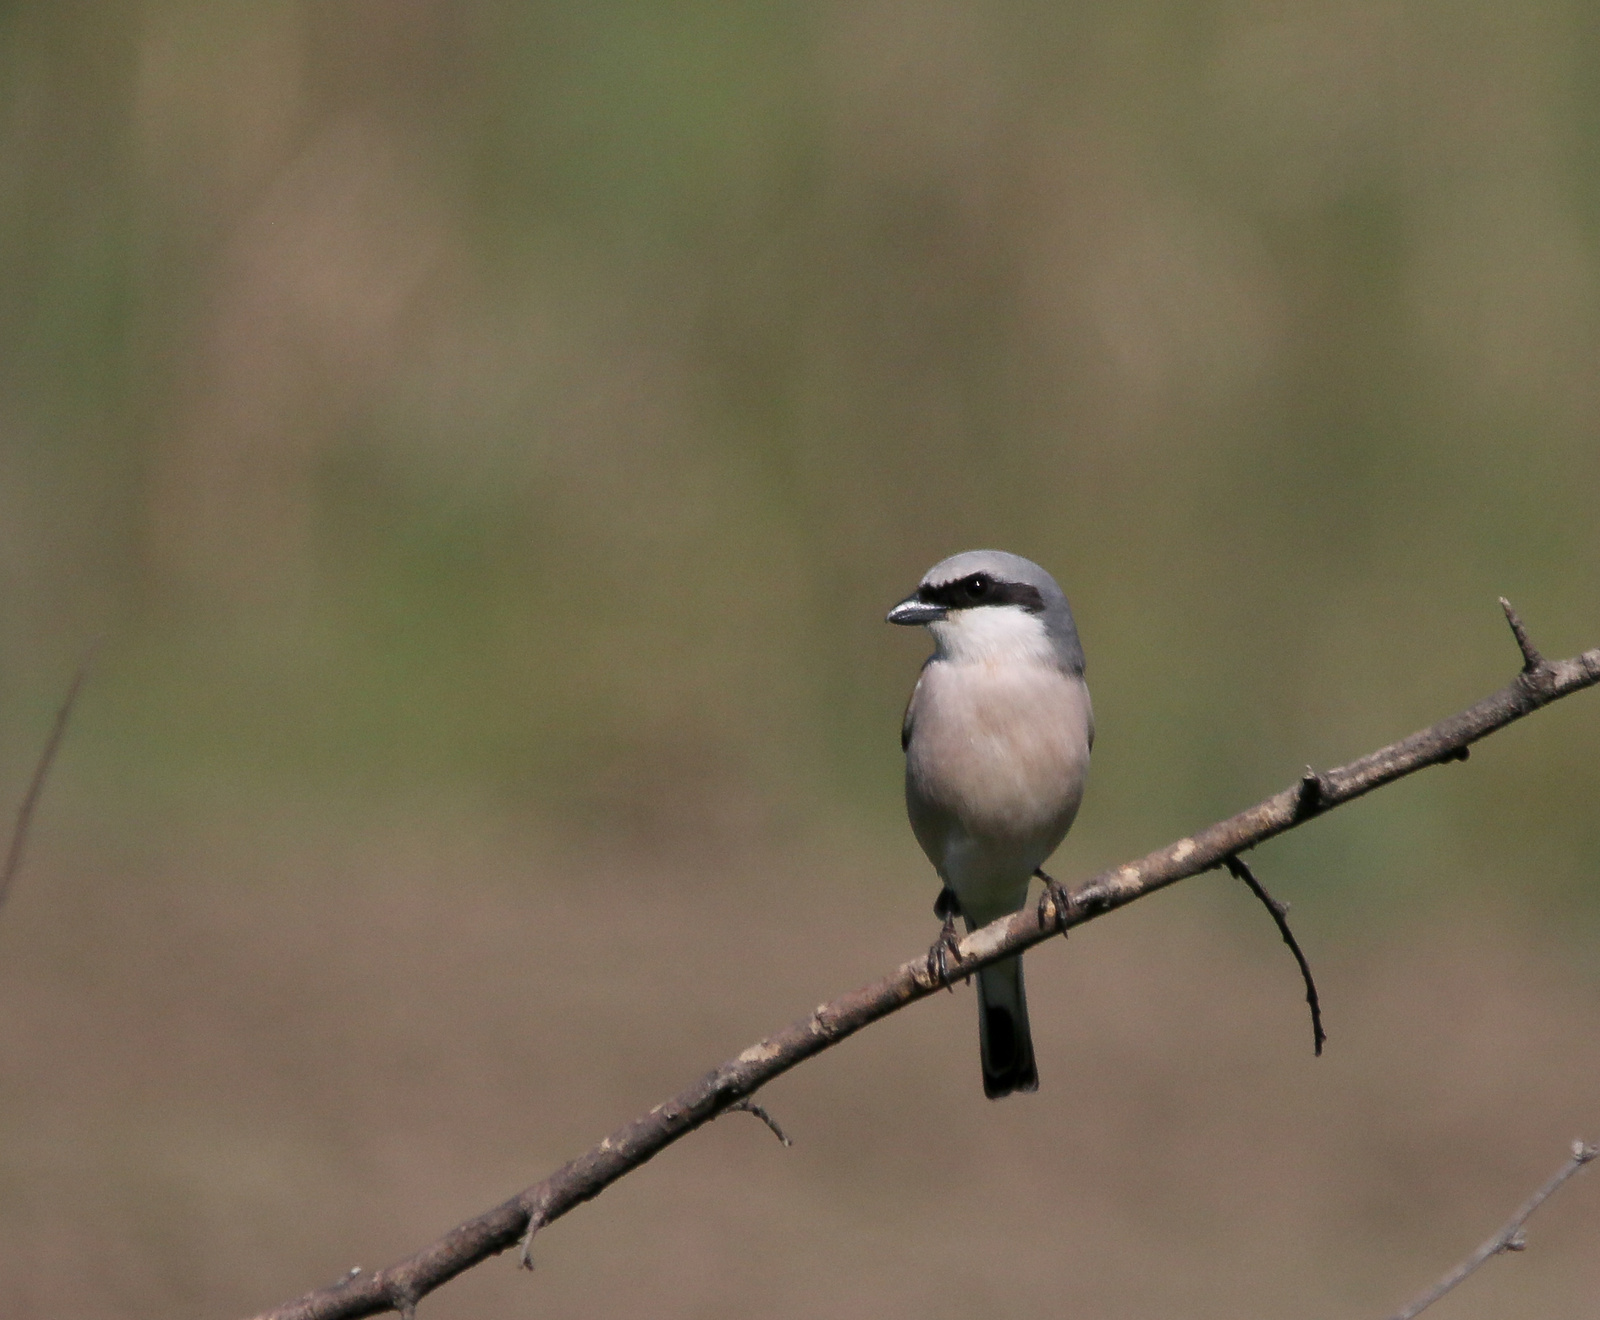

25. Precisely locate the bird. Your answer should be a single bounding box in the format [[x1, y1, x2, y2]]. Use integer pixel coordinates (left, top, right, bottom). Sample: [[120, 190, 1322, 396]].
[[887, 550, 1093, 1098]]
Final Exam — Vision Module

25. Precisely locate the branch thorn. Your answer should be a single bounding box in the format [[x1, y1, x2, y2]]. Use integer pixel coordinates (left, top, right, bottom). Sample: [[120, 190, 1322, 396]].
[[723, 1097, 793, 1147], [518, 1208, 548, 1271], [1499, 598, 1546, 674]]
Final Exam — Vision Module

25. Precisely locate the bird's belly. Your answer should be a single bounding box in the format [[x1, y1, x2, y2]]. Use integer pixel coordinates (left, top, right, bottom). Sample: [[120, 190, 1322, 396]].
[[906, 662, 1091, 918]]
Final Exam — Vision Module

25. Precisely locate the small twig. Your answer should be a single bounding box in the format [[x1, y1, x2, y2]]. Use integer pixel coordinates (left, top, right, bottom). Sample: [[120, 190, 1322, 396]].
[[1388, 1139, 1597, 1320], [722, 1098, 794, 1147], [1499, 597, 1545, 674], [0, 642, 98, 912], [1224, 855, 1325, 1056]]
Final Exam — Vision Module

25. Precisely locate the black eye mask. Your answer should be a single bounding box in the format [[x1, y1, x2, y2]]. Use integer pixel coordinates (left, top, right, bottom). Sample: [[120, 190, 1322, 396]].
[[917, 573, 1045, 614]]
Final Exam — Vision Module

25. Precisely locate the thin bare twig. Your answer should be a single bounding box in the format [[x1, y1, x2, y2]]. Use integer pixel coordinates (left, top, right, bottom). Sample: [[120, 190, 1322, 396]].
[[1223, 854, 1324, 1056], [1389, 1139, 1597, 1320], [247, 612, 1600, 1320], [0, 643, 98, 912]]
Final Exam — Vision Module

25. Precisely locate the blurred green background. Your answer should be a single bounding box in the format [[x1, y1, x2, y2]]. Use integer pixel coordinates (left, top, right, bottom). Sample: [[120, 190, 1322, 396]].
[[2, 3, 1598, 1318]]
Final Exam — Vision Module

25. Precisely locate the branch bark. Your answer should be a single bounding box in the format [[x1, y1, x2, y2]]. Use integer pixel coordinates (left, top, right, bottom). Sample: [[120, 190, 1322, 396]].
[[249, 615, 1600, 1320]]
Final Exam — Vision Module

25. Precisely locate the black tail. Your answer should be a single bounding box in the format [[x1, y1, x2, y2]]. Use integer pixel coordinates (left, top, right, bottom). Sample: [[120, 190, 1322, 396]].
[[976, 955, 1038, 1099]]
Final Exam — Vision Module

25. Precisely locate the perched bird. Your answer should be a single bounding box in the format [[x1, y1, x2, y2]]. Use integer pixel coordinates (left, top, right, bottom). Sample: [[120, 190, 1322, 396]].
[[887, 551, 1093, 1098]]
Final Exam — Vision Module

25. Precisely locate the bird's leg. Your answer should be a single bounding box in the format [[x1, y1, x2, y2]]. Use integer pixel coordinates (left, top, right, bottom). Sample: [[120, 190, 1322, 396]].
[[1034, 868, 1073, 937], [927, 886, 965, 990]]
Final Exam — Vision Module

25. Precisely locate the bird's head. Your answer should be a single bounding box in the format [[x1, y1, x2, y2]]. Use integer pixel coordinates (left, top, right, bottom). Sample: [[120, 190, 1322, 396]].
[[886, 550, 1084, 672]]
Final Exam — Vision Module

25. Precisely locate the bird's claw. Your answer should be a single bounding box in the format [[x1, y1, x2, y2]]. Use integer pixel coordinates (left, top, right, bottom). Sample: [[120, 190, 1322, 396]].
[[926, 888, 966, 990], [1035, 868, 1073, 936], [926, 914, 965, 990]]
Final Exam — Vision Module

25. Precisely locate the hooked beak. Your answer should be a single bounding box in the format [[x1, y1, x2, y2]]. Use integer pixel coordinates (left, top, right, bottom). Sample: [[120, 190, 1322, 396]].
[[886, 594, 946, 626]]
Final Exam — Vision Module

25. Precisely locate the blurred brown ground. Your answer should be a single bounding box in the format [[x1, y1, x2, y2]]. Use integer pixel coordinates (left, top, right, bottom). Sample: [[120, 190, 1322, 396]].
[[2, 2, 1599, 1316], [1, 808, 1596, 1320]]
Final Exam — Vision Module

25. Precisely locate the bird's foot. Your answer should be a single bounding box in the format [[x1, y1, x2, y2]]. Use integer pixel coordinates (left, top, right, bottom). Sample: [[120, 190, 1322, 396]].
[[1035, 868, 1073, 936], [927, 887, 966, 991], [926, 916, 964, 990]]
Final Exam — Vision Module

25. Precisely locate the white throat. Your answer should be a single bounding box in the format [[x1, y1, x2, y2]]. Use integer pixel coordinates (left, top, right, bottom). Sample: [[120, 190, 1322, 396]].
[[927, 606, 1057, 667]]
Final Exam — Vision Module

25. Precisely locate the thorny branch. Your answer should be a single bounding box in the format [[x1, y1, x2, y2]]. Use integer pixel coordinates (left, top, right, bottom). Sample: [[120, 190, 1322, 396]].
[[1389, 1139, 1598, 1320], [249, 606, 1600, 1320]]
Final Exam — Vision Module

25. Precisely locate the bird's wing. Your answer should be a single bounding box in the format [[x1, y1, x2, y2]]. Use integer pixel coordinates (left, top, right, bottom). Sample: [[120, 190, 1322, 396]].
[[901, 659, 933, 753]]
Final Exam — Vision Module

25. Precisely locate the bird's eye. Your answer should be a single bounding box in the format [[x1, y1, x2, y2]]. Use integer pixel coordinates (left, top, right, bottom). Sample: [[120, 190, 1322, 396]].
[[965, 575, 989, 599]]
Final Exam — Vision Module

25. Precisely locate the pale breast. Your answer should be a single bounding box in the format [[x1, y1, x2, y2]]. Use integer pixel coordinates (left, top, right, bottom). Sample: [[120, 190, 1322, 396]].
[[906, 659, 1092, 866]]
